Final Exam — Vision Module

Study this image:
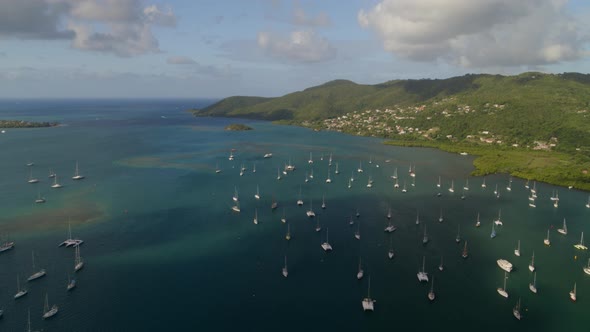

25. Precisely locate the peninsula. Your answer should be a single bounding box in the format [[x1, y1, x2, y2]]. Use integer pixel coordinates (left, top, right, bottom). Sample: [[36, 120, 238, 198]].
[[191, 72, 590, 190], [224, 123, 253, 131], [0, 120, 58, 128]]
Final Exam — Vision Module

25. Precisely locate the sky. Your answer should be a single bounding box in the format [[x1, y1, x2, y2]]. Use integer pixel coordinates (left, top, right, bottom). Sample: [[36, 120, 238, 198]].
[[0, 0, 589, 98]]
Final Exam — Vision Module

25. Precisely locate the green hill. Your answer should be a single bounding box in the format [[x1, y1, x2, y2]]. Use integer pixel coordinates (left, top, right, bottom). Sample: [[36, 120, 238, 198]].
[[190, 72, 590, 189]]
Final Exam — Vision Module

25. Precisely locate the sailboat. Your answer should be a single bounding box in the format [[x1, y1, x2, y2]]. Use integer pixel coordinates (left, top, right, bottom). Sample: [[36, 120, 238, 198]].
[[321, 194, 326, 209], [306, 199, 315, 217], [388, 238, 394, 259], [514, 240, 520, 257], [463, 178, 469, 191], [325, 168, 332, 183], [506, 177, 512, 191], [232, 187, 239, 202], [253, 208, 258, 225], [228, 151, 234, 161], [335, 162, 339, 174], [544, 229, 551, 246], [528, 251, 535, 272], [0, 234, 14, 252], [392, 167, 398, 180], [494, 184, 498, 196], [296, 186, 303, 206], [355, 221, 361, 240], [215, 163, 221, 173], [490, 222, 496, 239], [357, 161, 363, 173], [51, 175, 63, 188], [328, 153, 333, 166], [438, 256, 444, 271], [348, 178, 352, 189], [28, 168, 39, 183], [308, 152, 313, 164], [305, 172, 309, 183], [282, 255, 288, 278], [387, 208, 392, 220], [239, 164, 244, 176], [583, 258, 590, 276], [42, 293, 58, 319], [401, 181, 407, 193], [35, 190, 46, 203], [409, 164, 416, 177], [349, 215, 354, 226], [321, 228, 332, 251], [67, 274, 77, 291], [394, 178, 399, 188], [231, 201, 241, 213], [529, 196, 536, 208], [281, 208, 286, 223], [461, 241, 468, 259], [415, 211, 420, 225], [513, 298, 522, 320], [448, 180, 454, 193], [14, 274, 28, 299], [586, 195, 590, 208], [557, 218, 567, 235], [361, 276, 375, 311], [59, 222, 83, 247], [357, 257, 364, 280], [476, 212, 481, 227], [422, 226, 429, 244], [570, 283, 577, 302], [481, 177, 487, 188], [497, 272, 509, 298], [285, 224, 291, 241], [494, 209, 503, 226], [276, 167, 281, 180], [74, 245, 84, 271], [428, 276, 436, 301], [48, 169, 56, 178], [436, 176, 441, 188], [271, 196, 277, 210], [27, 251, 46, 281], [438, 208, 443, 223], [255, 185, 260, 200], [72, 161, 84, 180], [315, 216, 321, 232], [529, 272, 537, 294], [384, 218, 396, 233], [309, 168, 314, 179], [366, 175, 373, 188], [417, 256, 428, 282], [574, 232, 588, 250], [455, 225, 461, 243]]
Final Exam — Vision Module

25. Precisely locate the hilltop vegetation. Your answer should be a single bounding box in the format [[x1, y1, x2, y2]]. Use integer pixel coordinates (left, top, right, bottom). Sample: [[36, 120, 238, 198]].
[[224, 123, 253, 131], [191, 72, 590, 189], [0, 120, 58, 128]]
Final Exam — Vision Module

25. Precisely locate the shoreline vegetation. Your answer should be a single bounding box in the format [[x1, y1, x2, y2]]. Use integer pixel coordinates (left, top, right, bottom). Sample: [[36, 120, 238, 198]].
[[0, 120, 58, 128], [190, 72, 590, 191], [224, 123, 253, 131]]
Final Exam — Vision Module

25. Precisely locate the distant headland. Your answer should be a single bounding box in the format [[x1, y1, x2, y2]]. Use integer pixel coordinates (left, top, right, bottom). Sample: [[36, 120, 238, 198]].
[[0, 120, 58, 128], [224, 123, 253, 131]]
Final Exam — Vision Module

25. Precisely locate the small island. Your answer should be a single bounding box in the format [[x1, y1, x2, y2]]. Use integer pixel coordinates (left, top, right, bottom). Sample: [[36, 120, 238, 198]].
[[224, 123, 253, 131], [0, 120, 58, 128]]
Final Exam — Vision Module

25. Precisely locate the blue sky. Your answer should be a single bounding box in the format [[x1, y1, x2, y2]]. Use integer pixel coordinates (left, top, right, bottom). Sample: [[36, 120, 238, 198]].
[[0, 0, 589, 98]]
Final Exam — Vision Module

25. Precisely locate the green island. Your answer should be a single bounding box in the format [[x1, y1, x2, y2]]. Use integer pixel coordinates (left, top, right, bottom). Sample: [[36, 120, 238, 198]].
[[191, 72, 590, 190], [0, 120, 58, 128], [224, 123, 253, 131]]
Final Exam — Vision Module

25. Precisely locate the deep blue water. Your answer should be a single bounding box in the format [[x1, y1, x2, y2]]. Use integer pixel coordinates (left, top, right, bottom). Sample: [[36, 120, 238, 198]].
[[0, 99, 589, 331]]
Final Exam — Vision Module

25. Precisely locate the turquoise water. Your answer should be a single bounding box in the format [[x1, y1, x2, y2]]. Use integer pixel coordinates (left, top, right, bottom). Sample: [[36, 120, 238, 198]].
[[0, 99, 589, 331]]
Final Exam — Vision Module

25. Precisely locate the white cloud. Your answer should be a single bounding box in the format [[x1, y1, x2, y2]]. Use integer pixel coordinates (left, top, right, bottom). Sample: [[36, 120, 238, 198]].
[[257, 30, 336, 63], [167, 56, 197, 65], [358, 0, 586, 67], [292, 8, 331, 27], [143, 4, 177, 27], [0, 0, 74, 39]]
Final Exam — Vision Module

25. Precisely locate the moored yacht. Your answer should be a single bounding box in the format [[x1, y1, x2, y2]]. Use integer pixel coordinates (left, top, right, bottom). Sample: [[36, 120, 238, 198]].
[[321, 228, 332, 251], [282, 256, 288, 278], [357, 257, 364, 280], [28, 168, 39, 183], [14, 275, 27, 299], [513, 298, 522, 320], [544, 229, 551, 246], [570, 283, 577, 302], [428, 276, 436, 301], [528, 251, 535, 272], [514, 240, 520, 257], [51, 175, 63, 188], [583, 258, 590, 275], [497, 259, 513, 272], [27, 251, 46, 281], [74, 245, 84, 271], [42, 293, 58, 319], [497, 272, 509, 298], [361, 276, 375, 311], [72, 161, 85, 180], [574, 232, 587, 250], [529, 272, 537, 294], [417, 256, 428, 282], [557, 218, 567, 235]]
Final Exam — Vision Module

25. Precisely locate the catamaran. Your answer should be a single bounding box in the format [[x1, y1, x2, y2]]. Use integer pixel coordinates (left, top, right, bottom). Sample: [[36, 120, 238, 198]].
[[494, 209, 503, 226], [497, 259, 513, 272], [497, 272, 509, 298], [570, 283, 577, 302], [28, 168, 39, 183], [529, 272, 537, 294], [72, 161, 84, 180], [321, 228, 332, 251], [27, 251, 46, 281], [42, 293, 58, 319], [59, 222, 83, 247], [306, 199, 315, 218], [74, 245, 84, 271], [514, 240, 520, 257], [513, 298, 522, 320], [282, 255, 288, 278], [357, 257, 364, 280], [574, 232, 588, 250], [361, 276, 375, 311], [528, 251, 535, 272], [557, 218, 567, 235], [417, 256, 429, 282], [428, 276, 436, 301], [544, 229, 551, 246], [14, 275, 28, 299]]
